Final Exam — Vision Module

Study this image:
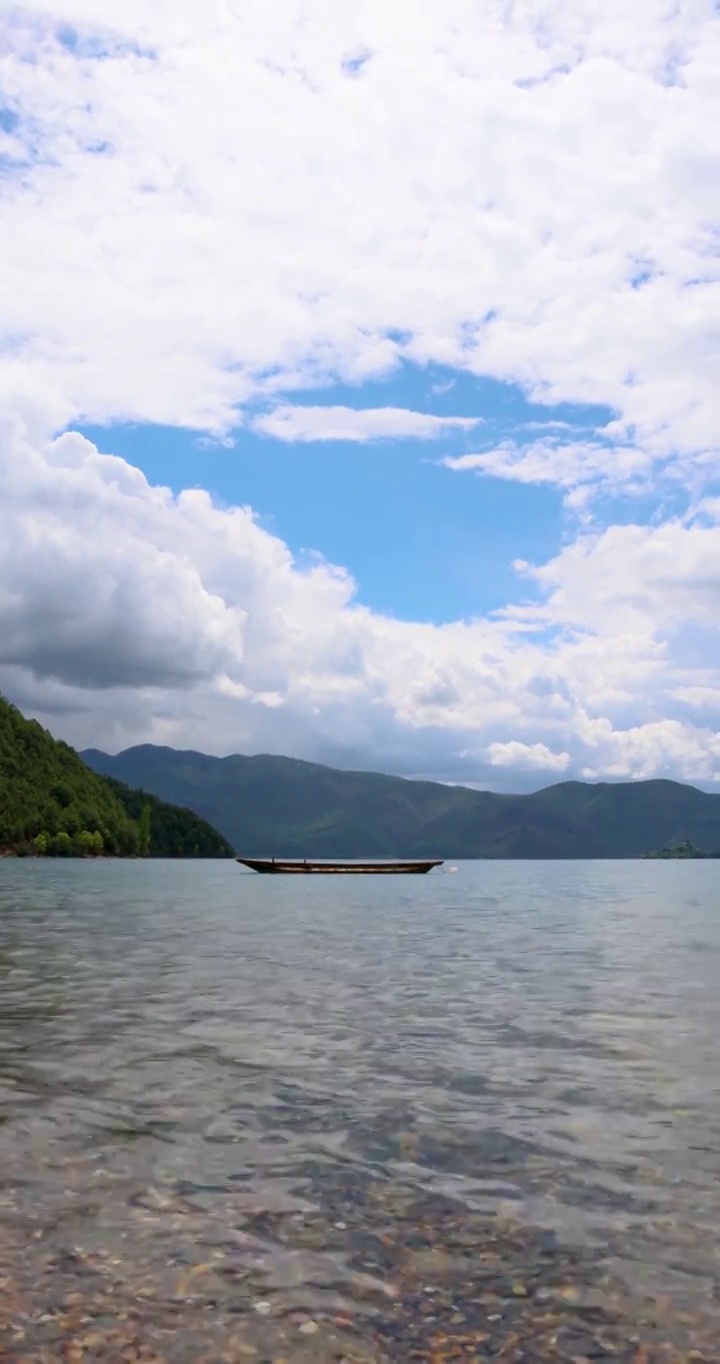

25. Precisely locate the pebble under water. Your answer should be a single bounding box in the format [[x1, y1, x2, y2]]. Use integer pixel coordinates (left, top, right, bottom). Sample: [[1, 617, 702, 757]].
[[1, 858, 719, 1361]]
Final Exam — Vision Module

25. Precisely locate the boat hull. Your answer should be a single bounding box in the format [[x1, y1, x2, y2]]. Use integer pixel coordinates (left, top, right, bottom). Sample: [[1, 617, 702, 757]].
[[237, 857, 443, 874]]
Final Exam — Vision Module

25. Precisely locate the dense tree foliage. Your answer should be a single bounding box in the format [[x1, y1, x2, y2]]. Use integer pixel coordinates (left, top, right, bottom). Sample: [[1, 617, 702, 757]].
[[0, 696, 233, 857], [1, 695, 140, 854], [106, 779, 233, 858]]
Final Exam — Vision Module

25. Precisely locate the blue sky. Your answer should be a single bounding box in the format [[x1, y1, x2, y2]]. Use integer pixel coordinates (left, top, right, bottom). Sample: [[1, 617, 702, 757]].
[[0, 1, 717, 788], [80, 369, 602, 624]]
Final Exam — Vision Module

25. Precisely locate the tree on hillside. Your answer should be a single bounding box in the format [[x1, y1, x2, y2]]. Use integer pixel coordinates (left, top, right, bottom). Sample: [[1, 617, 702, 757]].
[[138, 804, 152, 856], [0, 693, 233, 858]]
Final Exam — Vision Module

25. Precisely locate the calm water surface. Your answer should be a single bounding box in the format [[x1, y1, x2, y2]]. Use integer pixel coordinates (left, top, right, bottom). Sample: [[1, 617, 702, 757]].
[[1, 859, 719, 1361]]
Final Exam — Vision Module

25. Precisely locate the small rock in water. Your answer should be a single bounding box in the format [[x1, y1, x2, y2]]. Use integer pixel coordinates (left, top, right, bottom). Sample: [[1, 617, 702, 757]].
[[254, 1300, 273, 1315], [299, 1320, 319, 1335]]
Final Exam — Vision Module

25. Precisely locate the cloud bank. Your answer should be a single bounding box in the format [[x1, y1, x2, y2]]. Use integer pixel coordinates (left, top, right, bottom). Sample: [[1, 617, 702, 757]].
[[0, 0, 718, 787], [1, 1, 717, 451], [1, 405, 718, 788]]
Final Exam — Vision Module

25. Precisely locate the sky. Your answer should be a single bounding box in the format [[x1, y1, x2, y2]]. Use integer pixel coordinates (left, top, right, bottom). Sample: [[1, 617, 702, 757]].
[[0, 0, 718, 791]]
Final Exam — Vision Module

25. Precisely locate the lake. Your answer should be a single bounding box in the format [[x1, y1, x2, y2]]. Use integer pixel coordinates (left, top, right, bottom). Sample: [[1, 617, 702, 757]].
[[1, 859, 719, 1361]]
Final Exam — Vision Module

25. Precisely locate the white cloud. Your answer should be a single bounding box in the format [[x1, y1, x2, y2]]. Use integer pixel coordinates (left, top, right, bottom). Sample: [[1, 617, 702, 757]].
[[252, 405, 481, 442], [576, 718, 720, 783], [0, 0, 717, 468], [672, 686, 720, 710], [0, 403, 718, 789], [486, 741, 571, 772], [525, 521, 720, 635], [0, 1, 718, 789], [691, 498, 720, 526], [443, 438, 657, 498]]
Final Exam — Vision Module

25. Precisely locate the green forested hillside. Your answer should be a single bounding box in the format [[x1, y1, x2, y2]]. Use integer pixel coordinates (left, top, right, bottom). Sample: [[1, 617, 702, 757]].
[[81, 743, 720, 859], [105, 778, 233, 858], [0, 697, 232, 857]]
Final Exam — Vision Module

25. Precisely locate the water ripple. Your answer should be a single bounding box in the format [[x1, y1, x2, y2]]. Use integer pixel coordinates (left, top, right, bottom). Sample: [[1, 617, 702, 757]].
[[1, 858, 719, 1360]]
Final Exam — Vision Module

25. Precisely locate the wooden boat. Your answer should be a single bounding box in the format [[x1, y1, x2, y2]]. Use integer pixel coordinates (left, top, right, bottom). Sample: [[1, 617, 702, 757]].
[[237, 857, 443, 875]]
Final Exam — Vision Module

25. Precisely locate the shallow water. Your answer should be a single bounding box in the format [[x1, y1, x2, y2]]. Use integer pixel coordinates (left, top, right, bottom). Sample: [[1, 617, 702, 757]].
[[1, 858, 719, 1360]]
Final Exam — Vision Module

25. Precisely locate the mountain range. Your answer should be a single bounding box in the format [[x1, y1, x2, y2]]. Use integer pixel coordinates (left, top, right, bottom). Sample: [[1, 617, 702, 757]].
[[81, 745, 720, 858]]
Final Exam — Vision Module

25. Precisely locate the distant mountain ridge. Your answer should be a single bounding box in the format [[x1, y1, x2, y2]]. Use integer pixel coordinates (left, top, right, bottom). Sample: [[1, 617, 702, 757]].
[[80, 744, 720, 859]]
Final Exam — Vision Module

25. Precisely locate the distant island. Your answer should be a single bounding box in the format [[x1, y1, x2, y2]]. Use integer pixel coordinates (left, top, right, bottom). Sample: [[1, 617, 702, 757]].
[[0, 696, 233, 858], [644, 838, 720, 860], [81, 743, 720, 860]]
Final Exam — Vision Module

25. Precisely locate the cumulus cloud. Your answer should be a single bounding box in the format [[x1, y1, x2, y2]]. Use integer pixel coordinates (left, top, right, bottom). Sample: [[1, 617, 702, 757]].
[[0, 0, 717, 465], [443, 438, 657, 500], [1, 403, 718, 789], [251, 405, 481, 442], [486, 742, 571, 773], [0, 0, 718, 789], [526, 520, 720, 635]]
